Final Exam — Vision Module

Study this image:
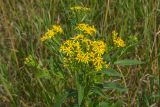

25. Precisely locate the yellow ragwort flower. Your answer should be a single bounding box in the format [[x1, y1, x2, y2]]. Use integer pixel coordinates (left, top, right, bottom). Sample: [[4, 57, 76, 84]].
[[60, 33, 107, 71], [112, 31, 125, 47], [112, 30, 118, 38], [92, 41, 106, 56], [72, 34, 84, 40], [60, 45, 73, 56], [93, 57, 104, 71], [75, 51, 84, 62], [40, 29, 55, 42], [75, 52, 89, 64], [75, 23, 96, 35], [83, 52, 89, 64], [40, 25, 63, 42], [89, 52, 95, 59], [52, 25, 63, 33], [113, 37, 126, 47], [73, 41, 81, 51]]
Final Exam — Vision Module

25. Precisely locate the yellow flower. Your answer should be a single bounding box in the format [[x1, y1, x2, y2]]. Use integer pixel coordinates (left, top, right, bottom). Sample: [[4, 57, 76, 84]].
[[113, 37, 126, 47], [40, 25, 63, 42], [70, 6, 90, 11], [60, 32, 107, 71], [60, 39, 75, 57], [112, 31, 125, 47], [92, 41, 106, 56], [40, 29, 55, 42], [75, 51, 84, 63], [75, 23, 96, 35], [73, 41, 81, 51], [60, 45, 73, 56], [112, 30, 118, 38], [72, 34, 84, 40], [89, 52, 95, 59], [84, 26, 96, 35], [52, 25, 63, 33], [83, 52, 89, 64], [93, 57, 104, 71], [65, 47, 73, 56], [59, 45, 66, 52], [75, 52, 89, 64], [82, 38, 91, 44]]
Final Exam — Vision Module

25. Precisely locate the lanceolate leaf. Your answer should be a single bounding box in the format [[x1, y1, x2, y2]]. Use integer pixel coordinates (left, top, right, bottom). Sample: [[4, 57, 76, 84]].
[[78, 84, 84, 106], [103, 82, 128, 93], [105, 68, 122, 77], [90, 86, 104, 96], [114, 59, 144, 66]]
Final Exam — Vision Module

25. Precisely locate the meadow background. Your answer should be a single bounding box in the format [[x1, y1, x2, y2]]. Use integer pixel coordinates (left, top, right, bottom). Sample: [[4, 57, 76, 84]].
[[0, 0, 160, 107]]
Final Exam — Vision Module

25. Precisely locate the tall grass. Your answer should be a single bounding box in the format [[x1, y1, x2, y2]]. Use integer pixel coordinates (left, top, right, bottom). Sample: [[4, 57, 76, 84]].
[[0, 0, 159, 106]]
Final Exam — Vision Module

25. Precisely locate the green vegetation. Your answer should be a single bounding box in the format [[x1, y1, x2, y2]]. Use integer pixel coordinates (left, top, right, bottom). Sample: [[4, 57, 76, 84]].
[[0, 0, 159, 107]]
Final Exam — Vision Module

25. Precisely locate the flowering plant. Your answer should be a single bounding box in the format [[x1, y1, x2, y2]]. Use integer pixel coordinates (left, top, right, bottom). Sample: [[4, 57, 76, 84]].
[[24, 5, 142, 107]]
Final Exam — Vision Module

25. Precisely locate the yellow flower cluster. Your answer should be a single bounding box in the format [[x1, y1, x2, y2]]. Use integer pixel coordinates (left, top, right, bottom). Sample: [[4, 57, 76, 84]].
[[112, 31, 125, 47], [70, 6, 90, 11], [75, 23, 96, 35], [41, 25, 63, 42], [60, 34, 106, 71]]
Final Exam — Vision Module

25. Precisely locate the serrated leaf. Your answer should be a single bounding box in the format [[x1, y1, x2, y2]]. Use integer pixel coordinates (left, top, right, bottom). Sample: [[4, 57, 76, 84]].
[[114, 59, 144, 66], [54, 92, 69, 107], [105, 68, 122, 77], [103, 82, 128, 93]]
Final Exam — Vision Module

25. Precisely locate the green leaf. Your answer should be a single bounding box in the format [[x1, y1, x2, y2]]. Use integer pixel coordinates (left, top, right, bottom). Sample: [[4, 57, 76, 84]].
[[105, 68, 122, 77], [73, 104, 79, 107], [35, 70, 51, 79], [97, 102, 110, 107], [54, 92, 69, 107], [112, 100, 124, 107], [103, 82, 128, 93], [90, 86, 104, 96], [114, 59, 144, 66], [56, 72, 64, 79], [86, 98, 94, 107], [78, 85, 84, 106]]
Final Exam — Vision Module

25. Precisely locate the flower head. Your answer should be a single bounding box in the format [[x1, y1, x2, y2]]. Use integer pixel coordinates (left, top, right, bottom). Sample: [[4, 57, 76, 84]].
[[92, 57, 104, 71], [92, 41, 106, 56], [52, 25, 63, 33], [60, 34, 107, 71], [60, 40, 74, 57], [40, 25, 63, 42], [112, 31, 125, 47], [75, 23, 96, 35], [40, 29, 55, 42]]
